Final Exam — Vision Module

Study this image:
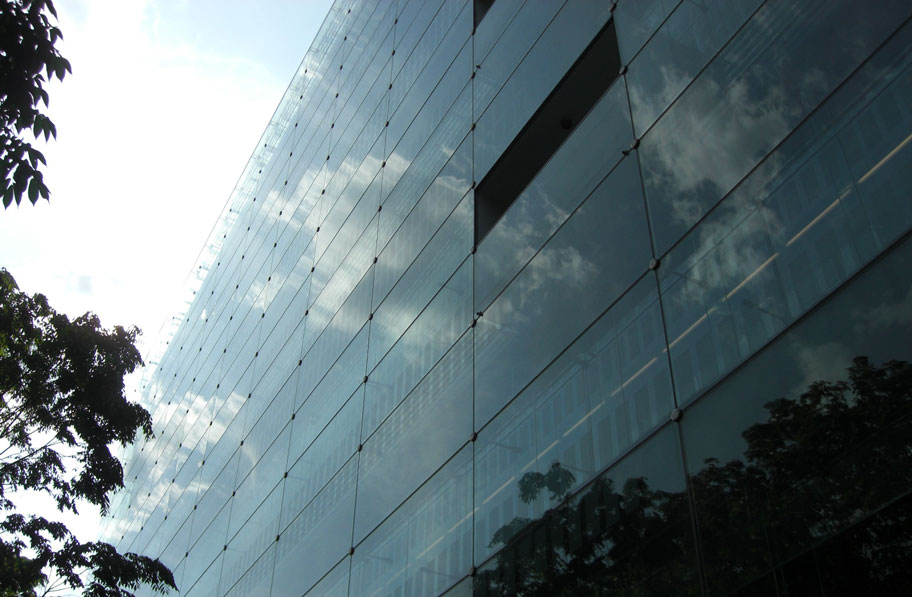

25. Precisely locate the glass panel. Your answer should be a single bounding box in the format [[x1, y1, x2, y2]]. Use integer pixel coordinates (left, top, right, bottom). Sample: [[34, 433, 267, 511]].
[[191, 450, 239, 551], [397, 0, 428, 33], [362, 258, 472, 438], [223, 544, 276, 597], [238, 393, 291, 482], [369, 192, 472, 370], [473, 424, 699, 595], [157, 483, 194, 551], [272, 456, 358, 596], [835, 25, 912, 249], [379, 78, 472, 251], [221, 483, 282, 594], [373, 134, 472, 309], [442, 576, 472, 597], [682, 235, 912, 595], [306, 215, 376, 350], [282, 388, 362, 531], [473, 0, 561, 121], [227, 425, 289, 541], [476, 157, 651, 421], [814, 496, 912, 595], [585, 279, 673, 473], [474, 79, 632, 310], [200, 398, 243, 487], [170, 562, 186, 597], [134, 505, 166, 558], [627, 0, 763, 136], [473, 1, 613, 181], [391, 0, 449, 89], [388, 0, 471, 141], [640, 0, 912, 255], [297, 286, 370, 416], [315, 166, 382, 289], [354, 333, 472, 543], [184, 502, 230, 590], [474, 275, 672, 562], [659, 21, 912, 405], [303, 556, 350, 597], [339, 0, 394, 106], [184, 553, 222, 597], [613, 0, 679, 64], [473, 0, 524, 65], [306, 274, 374, 384], [322, 112, 385, 235], [335, 23, 394, 146], [291, 324, 368, 463], [350, 445, 473, 597]]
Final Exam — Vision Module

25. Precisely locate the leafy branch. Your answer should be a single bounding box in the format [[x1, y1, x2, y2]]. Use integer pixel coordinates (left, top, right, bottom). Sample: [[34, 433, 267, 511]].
[[0, 0, 71, 207], [0, 268, 176, 595]]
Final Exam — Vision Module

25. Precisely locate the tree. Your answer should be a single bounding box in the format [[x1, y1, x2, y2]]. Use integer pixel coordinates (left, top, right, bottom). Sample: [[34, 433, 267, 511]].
[[0, 0, 70, 207], [0, 268, 176, 596]]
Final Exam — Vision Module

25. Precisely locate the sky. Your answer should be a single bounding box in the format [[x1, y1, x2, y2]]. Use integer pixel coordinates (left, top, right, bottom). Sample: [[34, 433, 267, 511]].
[[0, 0, 333, 548], [0, 0, 333, 356]]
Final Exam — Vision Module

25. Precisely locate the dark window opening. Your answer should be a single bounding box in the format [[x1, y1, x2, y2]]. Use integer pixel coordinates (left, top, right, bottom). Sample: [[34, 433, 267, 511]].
[[474, 0, 496, 28], [474, 18, 621, 245]]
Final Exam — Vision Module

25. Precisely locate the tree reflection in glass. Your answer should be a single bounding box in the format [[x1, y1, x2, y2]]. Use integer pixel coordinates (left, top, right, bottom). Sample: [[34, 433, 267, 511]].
[[474, 357, 912, 595]]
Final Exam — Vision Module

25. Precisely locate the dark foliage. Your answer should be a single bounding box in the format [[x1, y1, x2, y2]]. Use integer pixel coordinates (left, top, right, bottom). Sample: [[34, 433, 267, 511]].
[[0, 0, 70, 207], [0, 268, 176, 595]]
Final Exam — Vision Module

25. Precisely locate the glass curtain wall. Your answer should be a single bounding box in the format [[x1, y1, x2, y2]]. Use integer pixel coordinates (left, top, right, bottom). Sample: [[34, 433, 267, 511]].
[[103, 0, 912, 595]]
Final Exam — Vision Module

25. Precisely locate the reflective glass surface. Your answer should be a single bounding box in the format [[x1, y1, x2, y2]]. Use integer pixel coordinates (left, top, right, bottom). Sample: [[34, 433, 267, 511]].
[[473, 1, 613, 181], [272, 456, 358, 595], [350, 446, 473, 597], [372, 135, 472, 309], [475, 156, 651, 422], [659, 20, 912, 404], [362, 258, 471, 439], [474, 78, 632, 311], [639, 0, 912, 255], [104, 2, 912, 595], [355, 333, 472, 542], [474, 423, 699, 596], [303, 556, 350, 597], [474, 274, 673, 562], [472, 1, 561, 122], [282, 387, 361, 531], [626, 0, 762, 136], [369, 193, 472, 370], [613, 0, 679, 63], [682, 234, 912, 595], [221, 481, 282, 593], [379, 78, 472, 251], [291, 324, 368, 460]]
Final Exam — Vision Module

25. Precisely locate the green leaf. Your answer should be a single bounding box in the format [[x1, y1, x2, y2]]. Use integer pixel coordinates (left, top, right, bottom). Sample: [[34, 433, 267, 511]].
[[0, 0, 66, 208], [13, 166, 29, 197], [55, 57, 71, 80], [27, 179, 39, 204], [26, 147, 46, 168]]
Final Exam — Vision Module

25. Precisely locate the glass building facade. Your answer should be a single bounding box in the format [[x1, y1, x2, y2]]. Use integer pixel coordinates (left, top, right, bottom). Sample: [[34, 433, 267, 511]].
[[102, 1, 912, 595]]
